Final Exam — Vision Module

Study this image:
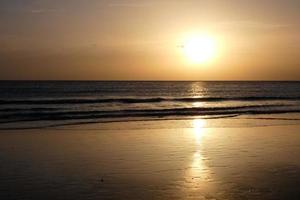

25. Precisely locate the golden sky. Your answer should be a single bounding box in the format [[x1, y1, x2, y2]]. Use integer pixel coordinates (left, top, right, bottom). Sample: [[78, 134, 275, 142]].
[[0, 0, 300, 80]]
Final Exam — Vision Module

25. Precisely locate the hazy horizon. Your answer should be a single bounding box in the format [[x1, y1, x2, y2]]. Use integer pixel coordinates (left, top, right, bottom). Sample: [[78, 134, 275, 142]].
[[1, 0, 300, 80]]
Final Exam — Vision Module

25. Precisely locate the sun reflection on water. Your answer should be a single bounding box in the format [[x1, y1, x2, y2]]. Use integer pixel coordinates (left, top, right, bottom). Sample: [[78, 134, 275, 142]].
[[192, 101, 204, 108], [186, 119, 211, 188], [193, 119, 206, 144]]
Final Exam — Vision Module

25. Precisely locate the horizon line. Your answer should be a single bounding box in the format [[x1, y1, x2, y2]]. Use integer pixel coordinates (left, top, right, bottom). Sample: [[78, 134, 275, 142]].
[[0, 80, 299, 82]]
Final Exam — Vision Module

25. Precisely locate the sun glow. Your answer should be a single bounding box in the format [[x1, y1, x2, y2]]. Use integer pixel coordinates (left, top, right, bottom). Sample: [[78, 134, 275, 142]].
[[183, 35, 217, 64]]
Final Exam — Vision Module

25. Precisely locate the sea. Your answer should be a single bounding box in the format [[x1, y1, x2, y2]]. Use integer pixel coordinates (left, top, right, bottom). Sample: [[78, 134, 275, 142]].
[[0, 81, 300, 129]]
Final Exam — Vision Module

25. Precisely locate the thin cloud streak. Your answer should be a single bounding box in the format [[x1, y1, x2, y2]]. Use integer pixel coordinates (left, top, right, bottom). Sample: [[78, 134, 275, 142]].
[[216, 20, 293, 30], [108, 3, 151, 8], [30, 8, 64, 14]]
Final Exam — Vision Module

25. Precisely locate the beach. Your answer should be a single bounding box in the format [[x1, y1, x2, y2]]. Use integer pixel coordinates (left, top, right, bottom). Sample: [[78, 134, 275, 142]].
[[1, 118, 300, 200]]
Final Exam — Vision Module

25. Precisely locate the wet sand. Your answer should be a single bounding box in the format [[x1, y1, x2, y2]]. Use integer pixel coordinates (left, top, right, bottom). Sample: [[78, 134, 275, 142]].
[[0, 121, 300, 200]]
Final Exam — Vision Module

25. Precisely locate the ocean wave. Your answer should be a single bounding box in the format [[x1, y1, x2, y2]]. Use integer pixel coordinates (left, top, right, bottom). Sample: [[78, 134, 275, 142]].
[[0, 96, 300, 105], [0, 104, 299, 124], [0, 107, 60, 112]]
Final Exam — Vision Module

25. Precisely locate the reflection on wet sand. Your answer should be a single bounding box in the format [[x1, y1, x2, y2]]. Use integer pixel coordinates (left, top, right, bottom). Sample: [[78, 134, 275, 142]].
[[1, 122, 300, 200], [183, 119, 215, 197], [191, 119, 208, 179], [193, 119, 206, 144]]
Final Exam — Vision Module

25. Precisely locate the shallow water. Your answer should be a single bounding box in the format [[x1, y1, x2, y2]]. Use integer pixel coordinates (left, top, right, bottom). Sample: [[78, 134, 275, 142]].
[[1, 121, 300, 200]]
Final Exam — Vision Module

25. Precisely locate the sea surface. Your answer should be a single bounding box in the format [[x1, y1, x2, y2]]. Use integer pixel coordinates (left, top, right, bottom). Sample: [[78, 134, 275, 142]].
[[0, 81, 300, 129]]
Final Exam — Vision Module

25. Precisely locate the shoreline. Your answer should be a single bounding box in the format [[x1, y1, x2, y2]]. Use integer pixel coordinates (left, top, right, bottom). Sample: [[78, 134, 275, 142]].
[[1, 113, 300, 131]]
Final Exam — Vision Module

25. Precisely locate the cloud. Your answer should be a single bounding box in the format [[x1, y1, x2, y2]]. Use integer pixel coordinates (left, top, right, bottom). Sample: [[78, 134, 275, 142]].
[[216, 20, 292, 30], [30, 8, 64, 14], [108, 3, 150, 8]]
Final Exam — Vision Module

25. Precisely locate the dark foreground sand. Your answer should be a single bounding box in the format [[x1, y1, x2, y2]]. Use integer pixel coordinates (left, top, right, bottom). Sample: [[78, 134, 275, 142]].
[[0, 120, 300, 200]]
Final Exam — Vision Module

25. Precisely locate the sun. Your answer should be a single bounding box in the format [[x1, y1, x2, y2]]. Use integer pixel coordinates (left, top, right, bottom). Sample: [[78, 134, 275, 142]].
[[183, 35, 217, 64]]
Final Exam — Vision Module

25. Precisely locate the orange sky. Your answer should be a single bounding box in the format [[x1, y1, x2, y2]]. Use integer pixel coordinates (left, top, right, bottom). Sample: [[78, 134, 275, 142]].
[[0, 0, 300, 80]]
